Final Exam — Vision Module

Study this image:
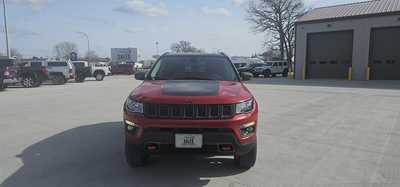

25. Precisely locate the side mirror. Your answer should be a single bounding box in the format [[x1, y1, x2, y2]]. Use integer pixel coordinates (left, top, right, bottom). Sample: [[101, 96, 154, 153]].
[[241, 72, 252, 81], [135, 72, 146, 80]]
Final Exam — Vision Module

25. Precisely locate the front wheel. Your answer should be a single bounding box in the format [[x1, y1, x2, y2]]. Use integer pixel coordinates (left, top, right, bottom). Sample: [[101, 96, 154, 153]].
[[75, 76, 85, 83], [263, 70, 271, 78], [52, 75, 66, 85], [234, 145, 257, 170], [125, 141, 148, 168], [95, 72, 105, 81], [22, 76, 38, 88]]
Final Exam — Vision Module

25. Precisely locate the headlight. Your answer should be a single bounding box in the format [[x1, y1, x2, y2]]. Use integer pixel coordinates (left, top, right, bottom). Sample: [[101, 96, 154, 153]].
[[236, 98, 254, 114], [126, 97, 144, 113]]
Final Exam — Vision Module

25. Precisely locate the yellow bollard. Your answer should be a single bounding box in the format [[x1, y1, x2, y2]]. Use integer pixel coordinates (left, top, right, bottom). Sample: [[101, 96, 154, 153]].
[[302, 64, 306, 80], [288, 65, 293, 80], [348, 66, 352, 80], [366, 66, 371, 81]]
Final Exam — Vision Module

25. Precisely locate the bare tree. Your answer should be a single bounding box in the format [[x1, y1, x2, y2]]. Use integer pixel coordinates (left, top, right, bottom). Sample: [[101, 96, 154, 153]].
[[85, 50, 99, 60], [10, 48, 22, 59], [54, 42, 78, 60], [247, 0, 305, 64], [171, 41, 203, 53]]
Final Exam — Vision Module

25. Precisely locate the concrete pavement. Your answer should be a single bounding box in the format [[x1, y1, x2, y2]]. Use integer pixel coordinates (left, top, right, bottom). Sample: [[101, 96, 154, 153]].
[[0, 76, 399, 187]]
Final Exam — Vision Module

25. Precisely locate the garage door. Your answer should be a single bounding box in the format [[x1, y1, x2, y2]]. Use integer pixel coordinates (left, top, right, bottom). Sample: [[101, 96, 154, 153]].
[[306, 31, 353, 79], [369, 27, 400, 80]]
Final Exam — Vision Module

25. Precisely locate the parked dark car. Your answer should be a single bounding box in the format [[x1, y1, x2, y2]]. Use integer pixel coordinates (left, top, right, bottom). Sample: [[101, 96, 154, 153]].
[[6, 61, 49, 88], [0, 58, 16, 91], [237, 63, 265, 77], [111, 64, 135, 75]]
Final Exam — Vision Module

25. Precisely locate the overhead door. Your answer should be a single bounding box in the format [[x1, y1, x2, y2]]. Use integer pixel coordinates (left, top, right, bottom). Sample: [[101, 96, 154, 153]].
[[306, 31, 353, 79], [369, 27, 400, 80]]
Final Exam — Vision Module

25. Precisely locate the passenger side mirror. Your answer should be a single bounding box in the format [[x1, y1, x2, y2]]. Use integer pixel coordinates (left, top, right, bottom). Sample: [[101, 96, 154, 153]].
[[241, 72, 252, 81], [135, 72, 146, 80]]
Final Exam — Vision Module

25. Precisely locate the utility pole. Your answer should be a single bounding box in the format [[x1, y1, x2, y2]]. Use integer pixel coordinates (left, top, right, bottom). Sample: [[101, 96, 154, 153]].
[[77, 32, 90, 62], [2, 0, 10, 58], [155, 41, 159, 55]]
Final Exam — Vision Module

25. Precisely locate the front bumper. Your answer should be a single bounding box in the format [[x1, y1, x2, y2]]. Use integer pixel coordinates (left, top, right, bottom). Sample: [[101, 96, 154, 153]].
[[3, 78, 19, 84], [124, 107, 258, 156], [125, 127, 256, 156]]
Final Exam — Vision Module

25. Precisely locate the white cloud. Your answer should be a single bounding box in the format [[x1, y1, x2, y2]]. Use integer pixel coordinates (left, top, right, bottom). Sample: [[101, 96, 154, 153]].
[[9, 0, 49, 10], [232, 0, 249, 6], [201, 7, 232, 17], [114, 0, 168, 17]]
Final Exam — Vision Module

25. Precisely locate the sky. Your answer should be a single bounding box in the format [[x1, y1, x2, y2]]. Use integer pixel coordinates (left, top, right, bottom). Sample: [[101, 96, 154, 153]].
[[0, 0, 367, 59]]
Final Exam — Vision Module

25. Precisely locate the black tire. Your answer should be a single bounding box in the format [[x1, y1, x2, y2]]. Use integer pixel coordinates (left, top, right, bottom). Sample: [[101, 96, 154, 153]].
[[0, 76, 5, 91], [75, 76, 85, 83], [52, 75, 66, 85], [263, 70, 271, 78], [234, 145, 257, 170], [22, 76, 37, 88], [125, 141, 148, 168], [94, 72, 105, 81], [282, 69, 288, 77]]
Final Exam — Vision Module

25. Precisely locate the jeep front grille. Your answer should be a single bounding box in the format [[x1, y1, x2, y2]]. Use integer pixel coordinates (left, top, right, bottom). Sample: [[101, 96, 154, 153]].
[[143, 103, 235, 120]]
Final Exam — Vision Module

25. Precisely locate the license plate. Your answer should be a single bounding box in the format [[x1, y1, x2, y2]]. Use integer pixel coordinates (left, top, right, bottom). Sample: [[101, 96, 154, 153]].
[[175, 134, 203, 148]]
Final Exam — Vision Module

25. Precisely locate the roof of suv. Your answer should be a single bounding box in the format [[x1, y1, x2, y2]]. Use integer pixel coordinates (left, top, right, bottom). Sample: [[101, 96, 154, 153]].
[[162, 52, 227, 57]]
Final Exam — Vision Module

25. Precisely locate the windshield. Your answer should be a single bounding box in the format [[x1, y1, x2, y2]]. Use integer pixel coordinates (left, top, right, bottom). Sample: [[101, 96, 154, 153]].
[[148, 56, 239, 81]]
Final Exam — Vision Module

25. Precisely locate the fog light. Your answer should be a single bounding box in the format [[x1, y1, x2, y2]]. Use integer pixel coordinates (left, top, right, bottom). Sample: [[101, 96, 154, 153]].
[[240, 122, 256, 137], [125, 120, 139, 132]]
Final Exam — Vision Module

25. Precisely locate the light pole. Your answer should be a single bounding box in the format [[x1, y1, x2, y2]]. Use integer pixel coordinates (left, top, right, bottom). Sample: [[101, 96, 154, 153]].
[[2, 0, 10, 58], [77, 31, 90, 62], [155, 41, 159, 55]]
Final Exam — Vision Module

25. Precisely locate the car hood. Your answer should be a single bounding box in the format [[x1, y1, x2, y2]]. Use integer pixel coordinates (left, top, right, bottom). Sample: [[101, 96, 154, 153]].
[[130, 80, 253, 104]]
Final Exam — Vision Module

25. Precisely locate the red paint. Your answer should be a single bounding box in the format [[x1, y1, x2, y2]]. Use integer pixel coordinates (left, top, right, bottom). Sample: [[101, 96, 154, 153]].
[[124, 80, 258, 145]]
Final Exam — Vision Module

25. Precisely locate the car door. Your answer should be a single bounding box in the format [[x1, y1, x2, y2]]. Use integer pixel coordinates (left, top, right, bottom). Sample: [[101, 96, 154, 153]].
[[271, 63, 279, 73]]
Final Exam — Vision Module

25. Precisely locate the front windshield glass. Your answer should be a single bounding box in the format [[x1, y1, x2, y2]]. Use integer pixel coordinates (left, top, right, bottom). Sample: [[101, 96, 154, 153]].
[[148, 56, 238, 81]]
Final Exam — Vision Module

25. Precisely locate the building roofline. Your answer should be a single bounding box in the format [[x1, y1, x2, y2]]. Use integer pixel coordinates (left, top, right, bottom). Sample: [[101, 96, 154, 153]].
[[296, 10, 400, 24]]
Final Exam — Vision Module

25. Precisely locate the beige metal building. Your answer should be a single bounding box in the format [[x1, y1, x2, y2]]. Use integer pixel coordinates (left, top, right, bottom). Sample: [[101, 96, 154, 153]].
[[295, 0, 400, 80]]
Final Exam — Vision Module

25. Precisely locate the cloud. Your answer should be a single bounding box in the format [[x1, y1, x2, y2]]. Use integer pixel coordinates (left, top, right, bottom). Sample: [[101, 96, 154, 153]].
[[114, 0, 168, 17], [124, 28, 144, 34], [232, 0, 249, 6], [201, 7, 232, 17], [1, 27, 40, 37], [9, 0, 50, 10]]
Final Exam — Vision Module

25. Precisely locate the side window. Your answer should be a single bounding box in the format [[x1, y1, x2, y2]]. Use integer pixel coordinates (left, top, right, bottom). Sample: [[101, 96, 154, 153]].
[[48, 62, 67, 67], [284, 62, 288, 66], [273, 63, 277, 67], [278, 62, 283, 66]]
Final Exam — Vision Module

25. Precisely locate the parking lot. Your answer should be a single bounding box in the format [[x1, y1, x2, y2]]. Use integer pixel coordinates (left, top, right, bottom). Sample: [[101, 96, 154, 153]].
[[1, 76, 400, 187]]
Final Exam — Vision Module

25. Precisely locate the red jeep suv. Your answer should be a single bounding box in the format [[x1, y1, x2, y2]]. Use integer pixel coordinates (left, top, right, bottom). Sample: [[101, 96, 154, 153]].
[[123, 53, 258, 169]]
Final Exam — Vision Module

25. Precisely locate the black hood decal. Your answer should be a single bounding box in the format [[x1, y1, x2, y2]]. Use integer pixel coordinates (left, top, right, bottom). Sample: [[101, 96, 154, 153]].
[[162, 80, 219, 96]]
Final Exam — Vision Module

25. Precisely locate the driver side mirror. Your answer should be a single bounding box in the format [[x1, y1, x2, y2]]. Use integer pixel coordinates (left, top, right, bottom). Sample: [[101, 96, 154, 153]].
[[241, 72, 252, 81], [135, 71, 146, 80]]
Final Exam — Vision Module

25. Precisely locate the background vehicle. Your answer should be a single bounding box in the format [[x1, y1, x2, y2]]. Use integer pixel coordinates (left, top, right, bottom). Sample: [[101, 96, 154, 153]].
[[0, 58, 17, 91], [71, 61, 108, 82], [111, 64, 135, 75], [7, 61, 49, 88], [93, 62, 112, 76], [253, 61, 289, 77], [47, 61, 74, 85], [237, 63, 265, 77]]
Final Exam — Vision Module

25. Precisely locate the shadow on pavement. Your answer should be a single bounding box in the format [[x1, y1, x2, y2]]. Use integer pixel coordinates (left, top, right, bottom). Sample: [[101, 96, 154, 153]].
[[246, 78, 400, 90], [1, 122, 245, 187]]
